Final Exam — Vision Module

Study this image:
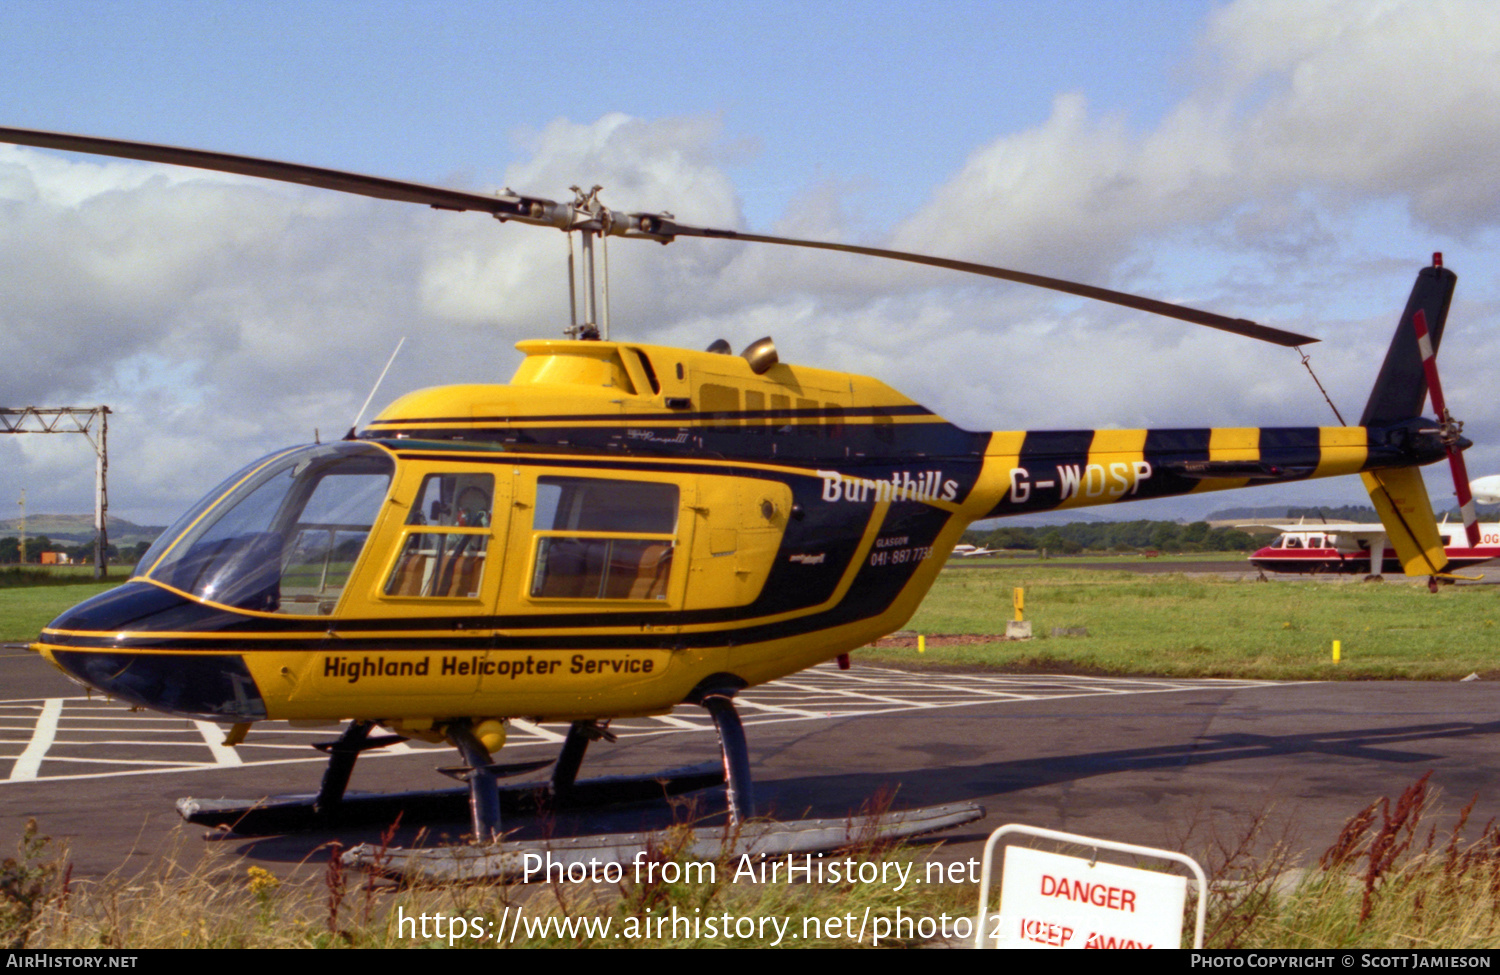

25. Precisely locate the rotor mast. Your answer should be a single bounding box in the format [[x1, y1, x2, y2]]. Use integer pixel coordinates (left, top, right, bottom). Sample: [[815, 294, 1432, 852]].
[[561, 185, 610, 341]]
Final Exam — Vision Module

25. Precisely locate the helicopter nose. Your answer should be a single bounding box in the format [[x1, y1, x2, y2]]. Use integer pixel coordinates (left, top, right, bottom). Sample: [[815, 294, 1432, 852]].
[[37, 581, 268, 723]]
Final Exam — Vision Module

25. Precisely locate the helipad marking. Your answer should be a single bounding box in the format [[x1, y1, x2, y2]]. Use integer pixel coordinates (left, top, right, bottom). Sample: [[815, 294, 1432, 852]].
[[9, 698, 60, 781], [649, 714, 702, 730], [508, 719, 567, 743], [0, 667, 1296, 783]]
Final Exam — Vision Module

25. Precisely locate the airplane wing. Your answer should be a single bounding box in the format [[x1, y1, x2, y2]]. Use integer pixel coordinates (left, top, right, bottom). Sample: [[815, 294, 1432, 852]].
[[1235, 522, 1383, 536]]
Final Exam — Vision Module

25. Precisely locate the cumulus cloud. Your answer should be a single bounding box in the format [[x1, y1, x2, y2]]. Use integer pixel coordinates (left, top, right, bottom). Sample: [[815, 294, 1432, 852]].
[[1210, 0, 1500, 233]]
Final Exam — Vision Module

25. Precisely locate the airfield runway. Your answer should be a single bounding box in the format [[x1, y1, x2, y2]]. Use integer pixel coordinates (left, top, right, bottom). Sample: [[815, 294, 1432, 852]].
[[2, 644, 1498, 882]]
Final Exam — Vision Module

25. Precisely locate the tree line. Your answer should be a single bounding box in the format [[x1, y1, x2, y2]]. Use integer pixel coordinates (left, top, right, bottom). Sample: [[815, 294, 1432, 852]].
[[0, 535, 154, 566], [965, 519, 1258, 556]]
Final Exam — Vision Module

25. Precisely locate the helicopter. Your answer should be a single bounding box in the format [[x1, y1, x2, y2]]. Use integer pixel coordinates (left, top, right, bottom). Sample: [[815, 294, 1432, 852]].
[[2, 126, 1471, 872]]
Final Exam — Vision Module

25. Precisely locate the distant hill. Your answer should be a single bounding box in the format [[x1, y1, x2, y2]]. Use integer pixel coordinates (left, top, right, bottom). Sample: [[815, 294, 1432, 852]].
[[0, 514, 165, 544], [967, 510, 1113, 531], [1207, 504, 1376, 522]]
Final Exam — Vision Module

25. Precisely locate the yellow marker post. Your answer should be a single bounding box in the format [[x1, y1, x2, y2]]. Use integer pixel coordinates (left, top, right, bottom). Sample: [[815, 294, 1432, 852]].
[[1013, 587, 1024, 623], [918, 634, 926, 654], [1332, 640, 1341, 664]]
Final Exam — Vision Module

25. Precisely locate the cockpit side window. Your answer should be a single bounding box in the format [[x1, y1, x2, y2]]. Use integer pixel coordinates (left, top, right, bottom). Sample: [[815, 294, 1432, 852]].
[[383, 473, 494, 599]]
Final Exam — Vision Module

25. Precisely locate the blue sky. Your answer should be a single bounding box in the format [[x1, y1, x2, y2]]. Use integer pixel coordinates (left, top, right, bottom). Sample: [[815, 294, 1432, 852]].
[[2, 0, 1500, 527], [0, 0, 1214, 229]]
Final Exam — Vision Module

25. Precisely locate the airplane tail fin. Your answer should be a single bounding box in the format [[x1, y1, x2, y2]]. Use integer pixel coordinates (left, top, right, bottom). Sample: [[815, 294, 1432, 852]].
[[1359, 260, 1459, 576]]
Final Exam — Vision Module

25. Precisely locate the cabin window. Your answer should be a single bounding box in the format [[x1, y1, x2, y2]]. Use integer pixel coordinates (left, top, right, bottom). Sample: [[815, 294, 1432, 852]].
[[797, 397, 819, 435], [529, 476, 678, 600], [144, 442, 394, 615], [405, 473, 492, 528], [384, 533, 488, 598], [701, 383, 738, 423], [383, 473, 494, 599], [744, 390, 766, 433]]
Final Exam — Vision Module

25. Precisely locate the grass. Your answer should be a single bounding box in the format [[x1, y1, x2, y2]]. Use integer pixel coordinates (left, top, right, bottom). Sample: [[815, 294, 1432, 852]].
[[6, 778, 1500, 948], [5, 562, 1498, 680], [0, 582, 120, 643], [863, 566, 1500, 680], [3, 822, 971, 949], [1214, 775, 1500, 949]]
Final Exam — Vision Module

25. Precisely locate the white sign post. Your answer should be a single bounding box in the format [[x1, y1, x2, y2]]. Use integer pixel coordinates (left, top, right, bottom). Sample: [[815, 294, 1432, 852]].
[[974, 824, 1207, 949]]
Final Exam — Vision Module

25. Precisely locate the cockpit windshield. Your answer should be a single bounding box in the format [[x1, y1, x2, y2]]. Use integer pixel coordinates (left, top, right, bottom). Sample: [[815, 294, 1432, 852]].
[[140, 442, 394, 615]]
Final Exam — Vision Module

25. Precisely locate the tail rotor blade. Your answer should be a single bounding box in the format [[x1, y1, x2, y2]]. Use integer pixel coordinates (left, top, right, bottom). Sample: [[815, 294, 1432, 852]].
[[1411, 307, 1481, 547]]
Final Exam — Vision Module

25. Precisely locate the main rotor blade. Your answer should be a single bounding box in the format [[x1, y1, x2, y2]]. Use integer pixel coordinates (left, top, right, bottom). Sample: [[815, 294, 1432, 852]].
[[0, 126, 545, 218], [1, 126, 1315, 345], [632, 218, 1316, 347]]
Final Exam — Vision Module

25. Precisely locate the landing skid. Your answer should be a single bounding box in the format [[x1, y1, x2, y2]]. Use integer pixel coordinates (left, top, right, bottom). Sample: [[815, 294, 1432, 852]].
[[177, 763, 725, 836], [178, 687, 983, 875], [343, 802, 986, 882]]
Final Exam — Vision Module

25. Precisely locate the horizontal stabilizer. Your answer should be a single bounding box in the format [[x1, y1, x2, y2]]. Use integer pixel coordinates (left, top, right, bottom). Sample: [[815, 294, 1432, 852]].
[[1360, 467, 1448, 576]]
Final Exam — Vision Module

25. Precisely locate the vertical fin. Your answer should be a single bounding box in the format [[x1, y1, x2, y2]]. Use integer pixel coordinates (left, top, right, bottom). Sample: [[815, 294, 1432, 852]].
[[1360, 468, 1448, 575], [1359, 266, 1457, 426]]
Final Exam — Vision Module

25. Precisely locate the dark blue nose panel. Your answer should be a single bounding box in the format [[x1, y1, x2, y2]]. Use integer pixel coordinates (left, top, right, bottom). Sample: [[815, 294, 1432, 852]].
[[44, 581, 273, 634], [50, 649, 266, 722]]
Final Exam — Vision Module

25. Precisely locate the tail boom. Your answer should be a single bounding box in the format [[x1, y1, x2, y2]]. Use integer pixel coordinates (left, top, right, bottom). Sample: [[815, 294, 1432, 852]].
[[974, 421, 1446, 520]]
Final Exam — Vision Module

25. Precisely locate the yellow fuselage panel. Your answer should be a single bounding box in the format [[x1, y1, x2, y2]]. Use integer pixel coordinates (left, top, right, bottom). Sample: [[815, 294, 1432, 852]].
[[367, 340, 924, 434], [241, 645, 724, 722]]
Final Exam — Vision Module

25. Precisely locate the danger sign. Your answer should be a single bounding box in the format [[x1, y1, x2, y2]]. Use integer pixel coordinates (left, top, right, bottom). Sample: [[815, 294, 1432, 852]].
[[992, 846, 1186, 949]]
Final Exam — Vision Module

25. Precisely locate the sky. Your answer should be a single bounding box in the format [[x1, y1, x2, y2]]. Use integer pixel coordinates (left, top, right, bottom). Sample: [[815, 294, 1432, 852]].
[[2, 0, 1500, 529]]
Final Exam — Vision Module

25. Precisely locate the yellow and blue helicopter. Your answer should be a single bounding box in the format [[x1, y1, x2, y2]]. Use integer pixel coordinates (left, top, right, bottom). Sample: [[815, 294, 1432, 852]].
[[1, 127, 1470, 870]]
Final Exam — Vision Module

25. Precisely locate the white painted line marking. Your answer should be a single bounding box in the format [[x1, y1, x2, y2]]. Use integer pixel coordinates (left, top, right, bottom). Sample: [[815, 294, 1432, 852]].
[[508, 720, 567, 743], [9, 699, 61, 781], [193, 721, 243, 767], [0, 668, 1306, 783], [40, 756, 218, 768], [735, 698, 839, 718], [650, 714, 703, 729]]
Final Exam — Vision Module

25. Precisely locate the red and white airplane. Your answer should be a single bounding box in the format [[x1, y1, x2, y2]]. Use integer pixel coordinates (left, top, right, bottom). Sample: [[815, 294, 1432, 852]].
[[1246, 478, 1500, 575]]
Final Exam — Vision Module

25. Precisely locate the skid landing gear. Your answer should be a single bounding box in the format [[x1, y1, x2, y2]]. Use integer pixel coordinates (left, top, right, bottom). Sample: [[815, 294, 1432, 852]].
[[177, 717, 718, 837], [339, 689, 983, 883], [180, 690, 984, 881]]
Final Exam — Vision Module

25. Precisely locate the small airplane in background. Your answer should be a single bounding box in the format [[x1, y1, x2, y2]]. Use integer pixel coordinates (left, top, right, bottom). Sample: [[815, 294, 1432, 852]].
[[1246, 521, 1500, 575], [952, 543, 1001, 557], [1245, 477, 1500, 575]]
